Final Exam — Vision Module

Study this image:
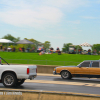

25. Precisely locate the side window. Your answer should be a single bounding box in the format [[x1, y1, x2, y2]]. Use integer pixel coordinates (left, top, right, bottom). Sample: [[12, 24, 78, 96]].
[[92, 62, 99, 67], [81, 62, 90, 67]]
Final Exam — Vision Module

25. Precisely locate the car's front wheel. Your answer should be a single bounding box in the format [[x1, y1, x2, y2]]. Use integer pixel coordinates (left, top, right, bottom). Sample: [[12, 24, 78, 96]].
[[2, 73, 17, 87], [61, 71, 72, 79]]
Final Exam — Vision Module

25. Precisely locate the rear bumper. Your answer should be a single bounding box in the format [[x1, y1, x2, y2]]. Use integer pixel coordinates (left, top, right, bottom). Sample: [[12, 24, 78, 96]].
[[28, 75, 37, 80]]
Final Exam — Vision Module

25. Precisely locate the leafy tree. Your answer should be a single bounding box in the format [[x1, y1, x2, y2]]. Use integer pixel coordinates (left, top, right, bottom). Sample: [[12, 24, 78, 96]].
[[62, 43, 82, 53], [1, 34, 20, 48], [75, 45, 82, 53], [43, 41, 51, 52], [24, 38, 42, 52], [25, 38, 51, 52], [92, 44, 100, 53], [2, 34, 20, 42], [62, 43, 73, 52], [1, 34, 51, 52]]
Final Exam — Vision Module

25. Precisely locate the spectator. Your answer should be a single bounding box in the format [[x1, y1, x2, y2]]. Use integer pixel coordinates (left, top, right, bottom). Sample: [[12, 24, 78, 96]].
[[39, 50, 45, 55], [58, 51, 61, 55], [80, 48, 82, 54], [19, 47, 22, 52], [31, 47, 35, 52], [37, 48, 41, 52], [50, 47, 54, 54], [56, 47, 60, 53], [40, 47, 43, 51], [99, 51, 100, 55], [12, 47, 15, 52], [78, 49, 80, 54], [74, 48, 76, 54], [27, 46, 30, 52], [88, 49, 91, 55], [37, 48, 39, 52], [93, 49, 97, 55], [0, 45, 3, 50], [7, 46, 11, 52], [22, 47, 25, 52], [78, 48, 82, 54], [3, 47, 7, 51]]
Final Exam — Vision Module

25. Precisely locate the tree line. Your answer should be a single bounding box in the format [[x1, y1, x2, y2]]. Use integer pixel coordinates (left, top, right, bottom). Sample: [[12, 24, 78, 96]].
[[0, 34, 50, 52], [62, 43, 100, 54], [0, 34, 100, 53]]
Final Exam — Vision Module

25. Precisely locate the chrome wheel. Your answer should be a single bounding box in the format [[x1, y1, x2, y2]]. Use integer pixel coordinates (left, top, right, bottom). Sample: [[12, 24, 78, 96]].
[[4, 75, 14, 86], [61, 71, 72, 79], [2, 73, 17, 87]]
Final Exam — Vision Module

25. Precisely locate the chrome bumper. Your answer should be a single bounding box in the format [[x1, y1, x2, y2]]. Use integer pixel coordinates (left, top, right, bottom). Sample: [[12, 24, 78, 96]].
[[28, 75, 37, 80], [53, 71, 56, 75]]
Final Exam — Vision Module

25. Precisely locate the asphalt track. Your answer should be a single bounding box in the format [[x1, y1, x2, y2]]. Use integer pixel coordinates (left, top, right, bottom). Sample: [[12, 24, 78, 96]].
[[0, 74, 100, 95]]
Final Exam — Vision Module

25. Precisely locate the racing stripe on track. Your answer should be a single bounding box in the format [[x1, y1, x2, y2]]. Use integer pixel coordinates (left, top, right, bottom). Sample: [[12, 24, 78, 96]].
[[25, 80, 100, 87], [37, 73, 60, 77]]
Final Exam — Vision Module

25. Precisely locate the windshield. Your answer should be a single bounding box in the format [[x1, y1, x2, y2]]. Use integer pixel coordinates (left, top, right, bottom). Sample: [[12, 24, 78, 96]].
[[77, 62, 83, 67], [0, 57, 9, 65]]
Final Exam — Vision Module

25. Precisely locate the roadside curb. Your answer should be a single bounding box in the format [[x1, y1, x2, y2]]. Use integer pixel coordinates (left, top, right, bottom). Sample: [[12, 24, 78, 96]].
[[0, 88, 100, 98]]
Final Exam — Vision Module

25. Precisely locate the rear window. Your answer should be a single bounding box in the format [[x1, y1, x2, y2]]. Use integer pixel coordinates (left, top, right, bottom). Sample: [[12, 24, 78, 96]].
[[92, 62, 99, 67]]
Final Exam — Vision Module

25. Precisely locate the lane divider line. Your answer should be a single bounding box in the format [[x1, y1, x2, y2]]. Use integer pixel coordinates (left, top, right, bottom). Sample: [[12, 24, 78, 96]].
[[25, 80, 100, 87]]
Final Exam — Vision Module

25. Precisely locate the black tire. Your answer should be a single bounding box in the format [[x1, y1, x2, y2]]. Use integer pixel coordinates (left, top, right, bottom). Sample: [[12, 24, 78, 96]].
[[16, 79, 25, 86], [61, 71, 72, 79], [2, 73, 17, 87]]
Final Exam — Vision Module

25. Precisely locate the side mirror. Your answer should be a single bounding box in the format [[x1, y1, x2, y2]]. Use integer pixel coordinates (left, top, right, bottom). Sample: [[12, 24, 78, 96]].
[[78, 65, 81, 68]]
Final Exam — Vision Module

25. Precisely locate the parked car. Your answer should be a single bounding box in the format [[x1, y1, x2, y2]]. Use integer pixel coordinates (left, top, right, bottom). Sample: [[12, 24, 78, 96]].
[[69, 47, 76, 54], [53, 60, 100, 79], [0, 57, 37, 87]]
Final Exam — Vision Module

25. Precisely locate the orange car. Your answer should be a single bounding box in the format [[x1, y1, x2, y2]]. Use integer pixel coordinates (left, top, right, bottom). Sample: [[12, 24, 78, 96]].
[[53, 60, 100, 79]]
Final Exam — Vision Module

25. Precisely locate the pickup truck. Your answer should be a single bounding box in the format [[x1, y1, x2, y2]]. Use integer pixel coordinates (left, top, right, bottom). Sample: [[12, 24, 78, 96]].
[[0, 57, 37, 87]]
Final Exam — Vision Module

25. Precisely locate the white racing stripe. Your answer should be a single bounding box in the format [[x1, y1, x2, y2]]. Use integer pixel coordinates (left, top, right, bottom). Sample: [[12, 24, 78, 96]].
[[37, 73, 60, 77], [25, 80, 100, 87], [27, 73, 100, 87]]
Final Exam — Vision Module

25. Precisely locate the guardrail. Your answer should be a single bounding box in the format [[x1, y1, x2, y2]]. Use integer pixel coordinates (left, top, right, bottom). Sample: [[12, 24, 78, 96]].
[[2, 59, 80, 66]]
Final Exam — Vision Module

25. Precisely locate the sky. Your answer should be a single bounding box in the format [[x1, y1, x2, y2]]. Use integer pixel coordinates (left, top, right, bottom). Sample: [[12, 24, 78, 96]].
[[0, 0, 100, 50]]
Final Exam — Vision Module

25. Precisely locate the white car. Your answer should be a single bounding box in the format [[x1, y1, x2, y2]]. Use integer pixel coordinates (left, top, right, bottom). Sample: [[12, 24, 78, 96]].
[[0, 57, 37, 87]]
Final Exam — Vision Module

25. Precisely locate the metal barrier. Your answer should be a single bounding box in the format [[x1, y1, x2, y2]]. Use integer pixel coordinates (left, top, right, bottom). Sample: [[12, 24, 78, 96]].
[[1, 58, 80, 66]]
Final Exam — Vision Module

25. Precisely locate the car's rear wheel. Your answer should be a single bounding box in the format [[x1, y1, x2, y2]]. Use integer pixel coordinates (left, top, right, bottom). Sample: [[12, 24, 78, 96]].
[[61, 71, 72, 79], [2, 73, 17, 87]]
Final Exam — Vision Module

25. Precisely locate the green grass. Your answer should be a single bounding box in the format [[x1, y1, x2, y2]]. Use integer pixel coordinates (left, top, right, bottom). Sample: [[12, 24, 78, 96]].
[[0, 52, 100, 66]]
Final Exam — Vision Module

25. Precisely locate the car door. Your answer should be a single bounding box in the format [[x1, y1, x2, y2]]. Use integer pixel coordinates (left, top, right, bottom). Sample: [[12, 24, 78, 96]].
[[74, 61, 90, 77], [89, 61, 100, 78]]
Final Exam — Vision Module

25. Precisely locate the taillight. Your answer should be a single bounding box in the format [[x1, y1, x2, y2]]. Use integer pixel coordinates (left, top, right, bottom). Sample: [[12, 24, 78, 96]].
[[36, 68, 37, 73], [0, 59, 1, 64], [27, 68, 29, 74]]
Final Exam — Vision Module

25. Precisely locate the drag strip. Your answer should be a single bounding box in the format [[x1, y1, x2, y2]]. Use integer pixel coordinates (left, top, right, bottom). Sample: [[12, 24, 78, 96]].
[[35, 74, 100, 84], [0, 74, 100, 95], [0, 82, 100, 95]]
